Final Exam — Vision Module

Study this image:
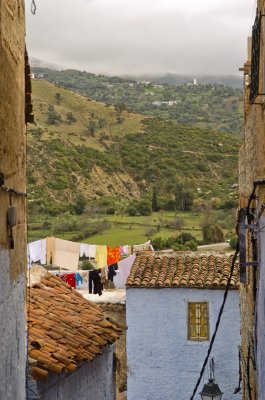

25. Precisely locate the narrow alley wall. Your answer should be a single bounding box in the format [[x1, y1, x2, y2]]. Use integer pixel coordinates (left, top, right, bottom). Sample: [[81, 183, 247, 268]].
[[27, 346, 116, 400], [101, 303, 127, 400], [239, 1, 265, 398], [0, 1, 27, 399]]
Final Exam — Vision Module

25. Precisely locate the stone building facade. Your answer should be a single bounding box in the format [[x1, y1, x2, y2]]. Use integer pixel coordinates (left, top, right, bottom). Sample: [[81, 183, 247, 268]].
[[239, 1, 265, 398], [0, 1, 27, 399]]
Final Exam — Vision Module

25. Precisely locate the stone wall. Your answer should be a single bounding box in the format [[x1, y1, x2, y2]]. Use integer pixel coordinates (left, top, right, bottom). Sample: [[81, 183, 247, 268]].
[[0, 1, 26, 399], [27, 345, 116, 400], [239, 1, 265, 398], [127, 288, 241, 400]]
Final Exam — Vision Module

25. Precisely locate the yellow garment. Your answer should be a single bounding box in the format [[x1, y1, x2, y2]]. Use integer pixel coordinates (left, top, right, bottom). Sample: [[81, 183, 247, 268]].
[[95, 245, 107, 269], [53, 238, 80, 271]]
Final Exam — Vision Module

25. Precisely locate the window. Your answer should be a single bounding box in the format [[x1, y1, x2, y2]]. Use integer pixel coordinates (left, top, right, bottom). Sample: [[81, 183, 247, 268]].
[[187, 302, 209, 340]]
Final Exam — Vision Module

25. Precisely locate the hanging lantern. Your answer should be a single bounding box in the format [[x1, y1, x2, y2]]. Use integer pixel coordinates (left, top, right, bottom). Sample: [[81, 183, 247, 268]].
[[200, 378, 223, 400], [200, 357, 223, 400]]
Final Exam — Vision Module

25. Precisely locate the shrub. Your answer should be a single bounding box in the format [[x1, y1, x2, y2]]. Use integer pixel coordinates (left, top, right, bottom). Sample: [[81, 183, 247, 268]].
[[229, 235, 238, 250], [106, 207, 116, 215], [81, 260, 95, 270]]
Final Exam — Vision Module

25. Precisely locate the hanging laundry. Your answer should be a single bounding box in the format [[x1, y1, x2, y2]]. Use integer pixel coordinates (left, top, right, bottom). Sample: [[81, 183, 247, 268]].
[[27, 239, 46, 267], [46, 236, 55, 265], [95, 245, 107, 269], [79, 271, 89, 283], [120, 245, 130, 257], [79, 243, 96, 259], [114, 254, 136, 288], [107, 246, 121, 265], [53, 238, 80, 271], [101, 266, 109, 284], [74, 272, 83, 286], [60, 273, 76, 289], [89, 270, 103, 296], [108, 263, 118, 281], [132, 240, 151, 253]]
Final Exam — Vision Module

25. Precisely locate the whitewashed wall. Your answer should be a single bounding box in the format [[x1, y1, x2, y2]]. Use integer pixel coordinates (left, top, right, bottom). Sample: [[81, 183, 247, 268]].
[[27, 345, 116, 400], [126, 288, 241, 400], [0, 251, 26, 400]]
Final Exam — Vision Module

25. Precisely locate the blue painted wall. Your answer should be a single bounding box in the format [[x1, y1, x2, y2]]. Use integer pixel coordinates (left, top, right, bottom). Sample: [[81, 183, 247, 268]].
[[27, 345, 116, 400], [126, 288, 241, 400]]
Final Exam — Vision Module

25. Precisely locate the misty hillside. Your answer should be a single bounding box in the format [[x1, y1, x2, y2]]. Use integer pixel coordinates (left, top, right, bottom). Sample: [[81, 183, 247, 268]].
[[123, 73, 243, 89], [32, 67, 243, 135], [27, 79, 240, 216]]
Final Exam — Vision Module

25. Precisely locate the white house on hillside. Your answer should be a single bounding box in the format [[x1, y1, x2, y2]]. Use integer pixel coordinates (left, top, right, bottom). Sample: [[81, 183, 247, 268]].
[[126, 253, 241, 400]]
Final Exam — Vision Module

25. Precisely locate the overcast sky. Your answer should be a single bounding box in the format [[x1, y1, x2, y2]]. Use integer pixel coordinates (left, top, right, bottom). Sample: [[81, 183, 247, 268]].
[[26, 0, 255, 76]]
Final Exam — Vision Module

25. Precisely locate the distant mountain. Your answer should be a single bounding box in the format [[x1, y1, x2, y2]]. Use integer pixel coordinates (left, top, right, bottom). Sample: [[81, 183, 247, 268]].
[[32, 67, 243, 135], [30, 57, 63, 71], [27, 79, 240, 216]]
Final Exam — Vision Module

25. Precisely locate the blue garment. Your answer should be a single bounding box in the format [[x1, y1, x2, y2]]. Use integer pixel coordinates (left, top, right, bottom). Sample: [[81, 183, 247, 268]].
[[75, 272, 83, 286]]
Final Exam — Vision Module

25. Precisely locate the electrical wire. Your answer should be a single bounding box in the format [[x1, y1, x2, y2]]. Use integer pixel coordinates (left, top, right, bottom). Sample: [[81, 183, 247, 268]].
[[189, 242, 239, 400]]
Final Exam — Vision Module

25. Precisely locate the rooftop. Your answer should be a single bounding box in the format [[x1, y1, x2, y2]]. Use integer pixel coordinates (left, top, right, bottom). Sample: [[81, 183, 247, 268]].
[[27, 273, 121, 380], [126, 253, 239, 289]]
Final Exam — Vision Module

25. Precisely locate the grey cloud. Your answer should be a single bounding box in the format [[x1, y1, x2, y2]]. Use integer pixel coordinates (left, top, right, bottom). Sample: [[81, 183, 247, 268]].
[[26, 0, 254, 76]]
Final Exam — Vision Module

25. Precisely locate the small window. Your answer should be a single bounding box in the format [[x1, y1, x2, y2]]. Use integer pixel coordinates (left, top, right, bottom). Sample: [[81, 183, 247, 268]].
[[188, 302, 209, 340]]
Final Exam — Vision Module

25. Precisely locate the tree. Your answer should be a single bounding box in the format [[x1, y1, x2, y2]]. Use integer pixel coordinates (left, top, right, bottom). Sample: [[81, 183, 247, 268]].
[[47, 105, 62, 125], [201, 214, 225, 244], [55, 92, 62, 104], [138, 199, 152, 216], [175, 182, 194, 211], [98, 118, 107, 128], [114, 102, 126, 113], [170, 217, 185, 231], [74, 195, 87, 215], [152, 188, 159, 212], [66, 112, 77, 124], [87, 120, 96, 136]]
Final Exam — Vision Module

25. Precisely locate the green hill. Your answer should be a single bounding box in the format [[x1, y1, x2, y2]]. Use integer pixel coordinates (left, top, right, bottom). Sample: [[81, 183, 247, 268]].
[[32, 68, 243, 135], [27, 80, 240, 217]]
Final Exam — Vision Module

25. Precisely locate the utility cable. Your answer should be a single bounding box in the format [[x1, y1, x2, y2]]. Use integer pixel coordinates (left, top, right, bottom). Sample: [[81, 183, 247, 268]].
[[189, 242, 239, 400]]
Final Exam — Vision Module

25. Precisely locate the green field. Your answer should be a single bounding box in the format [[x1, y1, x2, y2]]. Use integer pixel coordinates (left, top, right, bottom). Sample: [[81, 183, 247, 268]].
[[28, 209, 235, 247]]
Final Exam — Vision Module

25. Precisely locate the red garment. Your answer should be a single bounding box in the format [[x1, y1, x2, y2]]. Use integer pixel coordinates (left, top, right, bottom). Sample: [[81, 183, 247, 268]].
[[107, 246, 121, 265], [61, 273, 76, 289]]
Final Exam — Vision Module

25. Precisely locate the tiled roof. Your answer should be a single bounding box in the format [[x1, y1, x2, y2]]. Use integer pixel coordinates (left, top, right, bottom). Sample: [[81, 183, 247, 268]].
[[126, 253, 239, 289], [27, 273, 122, 380]]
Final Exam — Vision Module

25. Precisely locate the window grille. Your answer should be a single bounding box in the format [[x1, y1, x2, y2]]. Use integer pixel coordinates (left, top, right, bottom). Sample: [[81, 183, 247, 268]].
[[188, 302, 209, 340], [250, 14, 261, 103], [249, 13, 265, 103]]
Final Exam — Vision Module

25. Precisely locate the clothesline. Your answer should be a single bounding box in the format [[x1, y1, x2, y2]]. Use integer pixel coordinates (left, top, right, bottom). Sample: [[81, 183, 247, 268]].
[[27, 236, 153, 271]]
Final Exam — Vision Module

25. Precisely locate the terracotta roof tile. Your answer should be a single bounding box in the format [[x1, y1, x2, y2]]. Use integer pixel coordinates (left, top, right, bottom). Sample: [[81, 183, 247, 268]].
[[27, 273, 121, 380], [126, 252, 239, 289]]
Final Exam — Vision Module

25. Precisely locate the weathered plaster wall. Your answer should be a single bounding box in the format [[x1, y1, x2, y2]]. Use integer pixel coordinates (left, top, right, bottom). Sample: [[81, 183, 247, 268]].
[[0, 1, 26, 399], [126, 288, 241, 400], [238, 2, 265, 398], [27, 345, 116, 400], [101, 303, 127, 400]]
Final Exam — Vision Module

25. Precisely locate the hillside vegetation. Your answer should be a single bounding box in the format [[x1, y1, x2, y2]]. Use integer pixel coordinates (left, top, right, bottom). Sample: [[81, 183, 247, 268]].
[[27, 79, 240, 218], [32, 68, 243, 135]]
